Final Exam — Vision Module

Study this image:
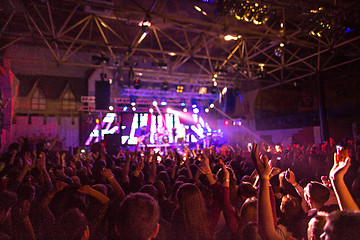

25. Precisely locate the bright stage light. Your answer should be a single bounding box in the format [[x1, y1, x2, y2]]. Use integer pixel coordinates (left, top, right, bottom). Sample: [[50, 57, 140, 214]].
[[210, 103, 214, 108], [183, 108, 188, 112], [132, 107, 136, 111], [149, 108, 154, 113], [123, 106, 128, 111], [109, 106, 114, 111], [167, 108, 172, 113], [160, 98, 167, 106], [205, 108, 209, 113], [193, 108, 200, 114], [152, 100, 158, 106], [180, 98, 186, 106]]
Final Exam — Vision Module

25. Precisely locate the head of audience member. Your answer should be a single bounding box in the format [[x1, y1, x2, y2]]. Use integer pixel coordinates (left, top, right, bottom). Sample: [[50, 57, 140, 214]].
[[154, 180, 166, 201], [7, 143, 20, 156], [55, 208, 89, 240], [237, 182, 257, 202], [307, 211, 328, 240], [217, 166, 237, 205], [242, 221, 261, 240], [174, 183, 211, 240], [139, 184, 159, 202], [157, 171, 170, 196], [321, 210, 360, 240], [16, 183, 36, 203], [304, 181, 330, 210], [170, 181, 183, 204], [115, 193, 159, 240], [280, 194, 302, 221], [238, 197, 257, 226]]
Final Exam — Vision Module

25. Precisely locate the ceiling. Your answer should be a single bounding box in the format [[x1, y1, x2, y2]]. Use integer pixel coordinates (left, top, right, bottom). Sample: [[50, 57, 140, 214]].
[[1, 0, 360, 92]]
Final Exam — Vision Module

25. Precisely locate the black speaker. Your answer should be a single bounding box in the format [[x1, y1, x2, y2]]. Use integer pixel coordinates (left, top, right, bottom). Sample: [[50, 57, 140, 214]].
[[95, 80, 110, 110], [104, 134, 121, 156], [224, 88, 236, 114]]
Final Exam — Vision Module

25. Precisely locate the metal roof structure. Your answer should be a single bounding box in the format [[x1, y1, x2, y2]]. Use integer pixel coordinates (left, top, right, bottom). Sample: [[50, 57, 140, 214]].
[[1, 0, 360, 92]]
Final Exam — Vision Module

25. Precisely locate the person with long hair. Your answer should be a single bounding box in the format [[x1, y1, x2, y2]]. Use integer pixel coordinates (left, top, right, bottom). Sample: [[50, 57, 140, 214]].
[[171, 183, 211, 240]]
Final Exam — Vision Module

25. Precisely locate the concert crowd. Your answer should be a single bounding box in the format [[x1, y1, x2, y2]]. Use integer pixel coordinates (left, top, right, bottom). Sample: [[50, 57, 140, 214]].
[[0, 137, 359, 240]]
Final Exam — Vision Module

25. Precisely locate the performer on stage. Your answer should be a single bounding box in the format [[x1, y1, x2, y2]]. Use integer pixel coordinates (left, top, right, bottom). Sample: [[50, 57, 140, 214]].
[[135, 126, 149, 148]]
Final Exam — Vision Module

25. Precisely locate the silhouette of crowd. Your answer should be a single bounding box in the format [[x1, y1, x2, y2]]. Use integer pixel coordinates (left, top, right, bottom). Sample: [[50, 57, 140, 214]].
[[0, 137, 359, 240]]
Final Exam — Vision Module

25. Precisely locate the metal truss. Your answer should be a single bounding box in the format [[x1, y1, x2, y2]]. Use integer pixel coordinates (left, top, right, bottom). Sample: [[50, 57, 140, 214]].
[[1, 0, 360, 91]]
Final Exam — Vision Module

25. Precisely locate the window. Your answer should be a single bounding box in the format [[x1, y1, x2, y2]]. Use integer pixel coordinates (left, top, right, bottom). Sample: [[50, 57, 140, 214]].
[[31, 89, 46, 110], [62, 90, 76, 111]]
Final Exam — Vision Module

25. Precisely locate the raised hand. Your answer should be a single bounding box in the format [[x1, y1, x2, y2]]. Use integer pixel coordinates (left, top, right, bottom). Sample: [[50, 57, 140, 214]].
[[220, 159, 230, 187], [199, 154, 211, 175], [251, 143, 271, 178], [24, 152, 32, 170], [101, 168, 113, 179], [269, 167, 281, 179], [53, 181, 68, 193], [38, 152, 46, 170], [330, 148, 350, 180], [285, 168, 297, 185]]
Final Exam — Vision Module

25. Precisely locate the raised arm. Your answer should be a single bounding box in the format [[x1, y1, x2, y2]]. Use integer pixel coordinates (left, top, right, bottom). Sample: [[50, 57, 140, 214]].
[[251, 143, 283, 240], [199, 154, 216, 185], [220, 160, 239, 236], [40, 181, 68, 207], [330, 148, 359, 211], [78, 185, 110, 204], [123, 151, 131, 183], [147, 153, 157, 184], [101, 168, 125, 199], [183, 149, 193, 180], [284, 168, 308, 212]]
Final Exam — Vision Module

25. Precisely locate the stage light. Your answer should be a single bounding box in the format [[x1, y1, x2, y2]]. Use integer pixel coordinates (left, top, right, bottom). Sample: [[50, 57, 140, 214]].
[[183, 108, 188, 112], [238, 121, 242, 126], [95, 118, 100, 124], [210, 103, 214, 108], [180, 98, 186, 106], [224, 35, 241, 41], [149, 108, 154, 113], [191, 98, 197, 108], [109, 105, 114, 111], [123, 106, 128, 111], [137, 32, 148, 45], [167, 108, 172, 113], [177, 85, 184, 93], [205, 108, 209, 113], [130, 96, 136, 106], [224, 119, 229, 127], [193, 108, 200, 114], [152, 98, 158, 106], [160, 98, 167, 106], [199, 87, 207, 94], [222, 87, 228, 95], [132, 107, 136, 111], [134, 79, 141, 89], [280, 42, 284, 47], [233, 121, 236, 126]]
